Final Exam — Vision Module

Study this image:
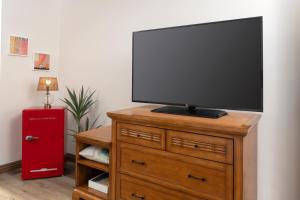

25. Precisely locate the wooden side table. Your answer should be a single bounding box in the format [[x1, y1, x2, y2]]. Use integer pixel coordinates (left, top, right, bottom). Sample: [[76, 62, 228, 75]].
[[72, 126, 112, 200]]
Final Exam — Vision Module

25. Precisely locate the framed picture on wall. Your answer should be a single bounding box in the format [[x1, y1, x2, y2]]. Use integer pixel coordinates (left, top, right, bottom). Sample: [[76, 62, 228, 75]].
[[33, 53, 50, 70], [9, 35, 28, 56]]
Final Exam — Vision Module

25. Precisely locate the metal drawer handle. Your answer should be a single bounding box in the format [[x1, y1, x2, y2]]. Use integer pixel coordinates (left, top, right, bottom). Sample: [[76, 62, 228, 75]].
[[131, 160, 146, 165], [188, 174, 207, 182], [30, 168, 58, 173], [131, 193, 145, 200], [25, 136, 40, 141]]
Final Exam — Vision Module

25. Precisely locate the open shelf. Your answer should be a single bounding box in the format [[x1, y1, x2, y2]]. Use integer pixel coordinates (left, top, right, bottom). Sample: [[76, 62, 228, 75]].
[[73, 126, 112, 200], [77, 158, 109, 172], [75, 159, 109, 200], [75, 184, 108, 200]]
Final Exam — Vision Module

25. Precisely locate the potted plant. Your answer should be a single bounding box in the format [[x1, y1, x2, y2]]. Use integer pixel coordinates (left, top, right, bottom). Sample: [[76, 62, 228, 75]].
[[62, 86, 101, 136]]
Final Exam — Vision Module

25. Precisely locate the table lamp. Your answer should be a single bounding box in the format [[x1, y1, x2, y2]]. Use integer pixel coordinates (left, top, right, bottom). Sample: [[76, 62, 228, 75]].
[[37, 77, 58, 109]]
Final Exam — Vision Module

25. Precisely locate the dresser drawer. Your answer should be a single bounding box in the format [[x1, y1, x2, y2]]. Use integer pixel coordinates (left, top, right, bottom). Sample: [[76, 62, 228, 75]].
[[120, 174, 201, 200], [119, 143, 233, 200], [117, 123, 165, 150], [167, 130, 233, 164]]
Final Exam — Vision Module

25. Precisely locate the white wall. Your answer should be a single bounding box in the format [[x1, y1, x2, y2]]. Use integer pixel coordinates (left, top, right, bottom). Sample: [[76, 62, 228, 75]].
[[266, 1, 300, 199], [0, 0, 299, 199], [0, 0, 62, 164], [59, 0, 300, 199]]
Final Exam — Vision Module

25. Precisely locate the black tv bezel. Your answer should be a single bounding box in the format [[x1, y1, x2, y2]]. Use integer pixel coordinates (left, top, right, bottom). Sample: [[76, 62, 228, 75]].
[[132, 16, 263, 112]]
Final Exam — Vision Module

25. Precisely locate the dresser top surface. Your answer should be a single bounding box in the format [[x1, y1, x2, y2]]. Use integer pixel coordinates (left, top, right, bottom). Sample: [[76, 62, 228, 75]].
[[107, 105, 261, 135], [76, 126, 112, 145]]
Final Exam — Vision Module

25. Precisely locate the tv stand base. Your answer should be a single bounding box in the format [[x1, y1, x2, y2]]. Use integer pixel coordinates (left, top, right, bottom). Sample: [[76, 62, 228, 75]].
[[151, 105, 227, 119]]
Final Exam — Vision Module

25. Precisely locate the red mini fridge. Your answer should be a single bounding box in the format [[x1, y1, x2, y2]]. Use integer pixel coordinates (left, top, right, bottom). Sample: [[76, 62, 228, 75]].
[[22, 107, 65, 180]]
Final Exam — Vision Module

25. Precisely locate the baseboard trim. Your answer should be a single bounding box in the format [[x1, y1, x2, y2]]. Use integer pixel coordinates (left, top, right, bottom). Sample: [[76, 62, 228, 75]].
[[0, 154, 75, 174], [0, 160, 22, 174], [65, 153, 75, 163]]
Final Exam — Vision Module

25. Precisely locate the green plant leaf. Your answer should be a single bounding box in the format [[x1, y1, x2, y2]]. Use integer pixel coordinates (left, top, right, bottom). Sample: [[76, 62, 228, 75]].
[[62, 98, 77, 115], [62, 86, 101, 134], [72, 89, 78, 106], [78, 86, 84, 109], [66, 108, 78, 120], [85, 90, 96, 104], [67, 87, 79, 111], [90, 114, 100, 129], [66, 87, 75, 104]]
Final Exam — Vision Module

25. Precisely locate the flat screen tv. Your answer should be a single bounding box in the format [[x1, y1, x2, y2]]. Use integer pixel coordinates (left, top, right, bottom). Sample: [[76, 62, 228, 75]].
[[132, 17, 263, 118]]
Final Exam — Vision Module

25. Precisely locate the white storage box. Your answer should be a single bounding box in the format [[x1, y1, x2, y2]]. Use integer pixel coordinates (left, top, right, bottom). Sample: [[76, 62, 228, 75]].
[[88, 173, 109, 193]]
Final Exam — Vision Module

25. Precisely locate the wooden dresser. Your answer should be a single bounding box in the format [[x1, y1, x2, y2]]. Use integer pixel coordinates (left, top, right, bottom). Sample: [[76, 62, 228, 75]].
[[107, 105, 260, 200]]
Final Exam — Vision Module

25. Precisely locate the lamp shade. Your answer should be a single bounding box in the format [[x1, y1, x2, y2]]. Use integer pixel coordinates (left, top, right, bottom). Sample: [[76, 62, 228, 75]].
[[37, 77, 58, 91]]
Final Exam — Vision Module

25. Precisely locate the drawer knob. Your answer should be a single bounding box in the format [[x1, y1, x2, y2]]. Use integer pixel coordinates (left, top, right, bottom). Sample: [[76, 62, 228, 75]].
[[131, 160, 146, 165], [188, 174, 207, 182], [131, 193, 145, 200], [194, 144, 198, 148]]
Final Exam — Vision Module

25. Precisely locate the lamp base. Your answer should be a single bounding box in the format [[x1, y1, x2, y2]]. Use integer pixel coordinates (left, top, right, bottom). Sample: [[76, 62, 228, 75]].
[[43, 92, 54, 109], [44, 104, 52, 109]]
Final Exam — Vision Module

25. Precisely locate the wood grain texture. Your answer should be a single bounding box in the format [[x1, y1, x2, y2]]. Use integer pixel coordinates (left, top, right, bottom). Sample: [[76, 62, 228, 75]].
[[0, 160, 21, 174], [234, 136, 243, 200], [76, 126, 112, 148], [0, 154, 74, 176], [73, 185, 107, 200], [167, 130, 233, 164], [0, 163, 74, 200], [109, 120, 117, 200], [107, 105, 260, 135], [77, 159, 109, 172], [74, 126, 112, 200], [243, 125, 257, 200], [119, 142, 232, 200], [65, 153, 76, 163], [120, 174, 203, 200], [107, 105, 260, 200], [117, 122, 166, 150]]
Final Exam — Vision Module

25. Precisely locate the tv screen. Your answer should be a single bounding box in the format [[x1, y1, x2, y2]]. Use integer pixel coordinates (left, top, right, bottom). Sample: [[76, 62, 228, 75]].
[[132, 17, 263, 112]]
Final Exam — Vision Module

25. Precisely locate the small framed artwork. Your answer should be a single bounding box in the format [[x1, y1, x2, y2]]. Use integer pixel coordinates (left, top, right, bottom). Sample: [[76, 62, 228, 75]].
[[34, 53, 50, 70], [9, 35, 28, 56]]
